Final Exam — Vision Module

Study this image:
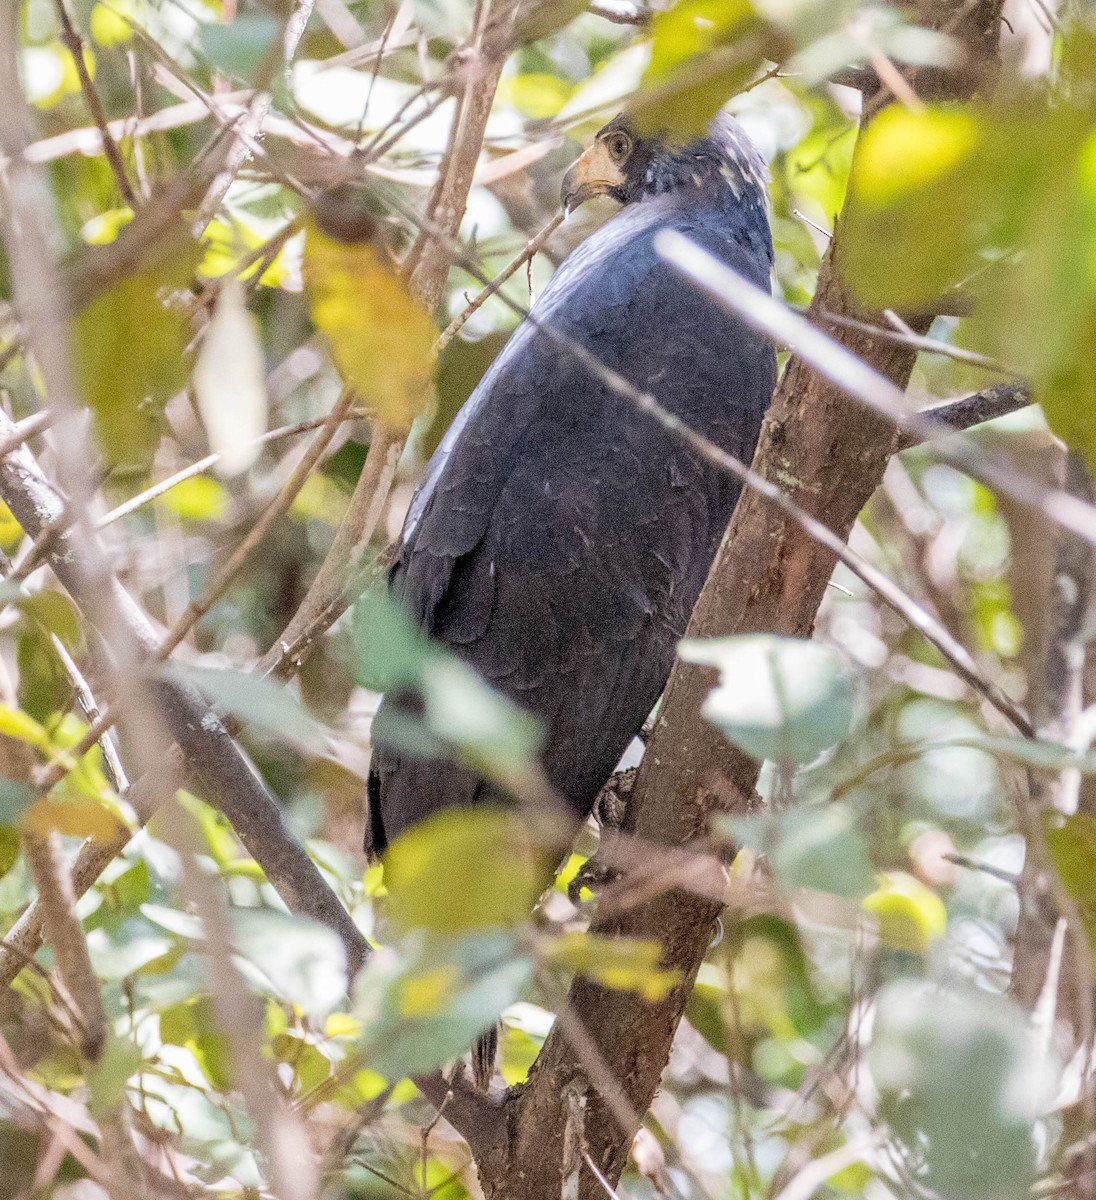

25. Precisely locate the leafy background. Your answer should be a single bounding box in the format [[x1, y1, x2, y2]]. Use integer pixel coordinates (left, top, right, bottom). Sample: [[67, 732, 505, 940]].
[[0, 1, 1094, 1199]]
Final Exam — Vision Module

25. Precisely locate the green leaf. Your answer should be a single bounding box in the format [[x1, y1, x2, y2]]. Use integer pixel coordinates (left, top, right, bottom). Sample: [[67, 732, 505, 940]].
[[232, 909, 348, 1018], [164, 664, 328, 754], [17, 626, 68, 722], [200, 16, 280, 84], [352, 590, 544, 786], [384, 808, 548, 936], [421, 659, 543, 783], [681, 634, 857, 764], [0, 826, 18, 880], [88, 1036, 142, 1118], [630, 0, 783, 139], [869, 980, 1055, 1200], [726, 804, 874, 898], [16, 590, 81, 650], [352, 588, 429, 693], [844, 105, 985, 310], [71, 241, 199, 471], [353, 932, 531, 1078], [1045, 811, 1096, 906]]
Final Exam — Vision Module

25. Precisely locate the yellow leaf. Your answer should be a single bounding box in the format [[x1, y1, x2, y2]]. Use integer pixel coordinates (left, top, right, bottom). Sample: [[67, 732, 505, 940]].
[[22, 796, 124, 841], [303, 192, 435, 430], [81, 207, 134, 246], [0, 502, 22, 553], [324, 1012, 361, 1038], [862, 872, 947, 953], [399, 965, 459, 1018], [384, 808, 547, 935], [0, 706, 51, 752], [853, 107, 981, 208], [157, 475, 230, 522], [90, 3, 133, 46]]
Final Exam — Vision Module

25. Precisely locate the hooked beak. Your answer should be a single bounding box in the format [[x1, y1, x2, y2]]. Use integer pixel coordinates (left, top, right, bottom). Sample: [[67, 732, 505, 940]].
[[560, 142, 627, 213]]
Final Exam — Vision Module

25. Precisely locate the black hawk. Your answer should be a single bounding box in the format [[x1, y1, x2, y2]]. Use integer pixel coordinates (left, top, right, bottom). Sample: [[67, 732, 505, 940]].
[[367, 112, 776, 854]]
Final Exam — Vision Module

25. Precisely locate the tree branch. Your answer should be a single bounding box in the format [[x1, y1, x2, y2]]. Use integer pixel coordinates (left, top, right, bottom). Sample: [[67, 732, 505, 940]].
[[895, 381, 1032, 451], [52, 0, 138, 210]]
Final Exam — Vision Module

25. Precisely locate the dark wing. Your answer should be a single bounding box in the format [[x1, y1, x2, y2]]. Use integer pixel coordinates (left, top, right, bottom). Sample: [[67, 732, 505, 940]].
[[368, 195, 775, 852]]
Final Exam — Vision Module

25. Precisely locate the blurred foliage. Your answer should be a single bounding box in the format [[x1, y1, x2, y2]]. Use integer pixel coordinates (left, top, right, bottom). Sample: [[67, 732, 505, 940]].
[[0, 1, 1093, 1199]]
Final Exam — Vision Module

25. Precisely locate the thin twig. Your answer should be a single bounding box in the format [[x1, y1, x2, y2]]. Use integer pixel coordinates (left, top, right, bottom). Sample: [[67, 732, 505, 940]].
[[819, 308, 1015, 373], [22, 831, 109, 1061], [96, 408, 365, 530], [436, 213, 564, 352], [0, 411, 52, 460], [50, 634, 128, 793], [157, 387, 356, 658], [589, 2, 650, 25], [52, 0, 139, 209]]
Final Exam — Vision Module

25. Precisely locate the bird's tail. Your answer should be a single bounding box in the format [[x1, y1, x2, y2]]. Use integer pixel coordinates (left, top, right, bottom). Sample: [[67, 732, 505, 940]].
[[472, 1025, 498, 1091]]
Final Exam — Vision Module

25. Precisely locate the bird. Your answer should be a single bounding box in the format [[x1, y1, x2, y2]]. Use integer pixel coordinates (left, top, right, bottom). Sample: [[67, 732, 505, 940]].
[[366, 112, 776, 1078], [367, 111, 775, 853]]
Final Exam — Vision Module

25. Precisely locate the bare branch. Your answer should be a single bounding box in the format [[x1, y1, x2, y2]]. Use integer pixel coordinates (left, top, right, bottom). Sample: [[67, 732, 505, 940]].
[[22, 830, 108, 1061], [895, 381, 1032, 451], [52, 0, 139, 209], [157, 386, 356, 658], [819, 307, 1015, 373], [436, 213, 565, 353]]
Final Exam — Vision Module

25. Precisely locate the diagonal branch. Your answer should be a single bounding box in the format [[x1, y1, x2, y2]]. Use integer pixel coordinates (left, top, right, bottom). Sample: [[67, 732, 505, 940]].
[[52, 0, 138, 209]]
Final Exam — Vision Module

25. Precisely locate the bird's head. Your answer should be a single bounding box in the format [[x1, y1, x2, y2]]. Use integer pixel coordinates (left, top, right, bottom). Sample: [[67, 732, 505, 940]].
[[560, 113, 768, 216]]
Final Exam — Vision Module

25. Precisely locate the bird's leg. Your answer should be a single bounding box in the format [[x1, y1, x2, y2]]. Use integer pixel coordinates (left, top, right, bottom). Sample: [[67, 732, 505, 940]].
[[567, 767, 637, 902]]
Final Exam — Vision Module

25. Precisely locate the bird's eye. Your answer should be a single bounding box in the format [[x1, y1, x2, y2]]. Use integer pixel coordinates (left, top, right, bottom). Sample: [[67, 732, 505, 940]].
[[606, 132, 631, 161]]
